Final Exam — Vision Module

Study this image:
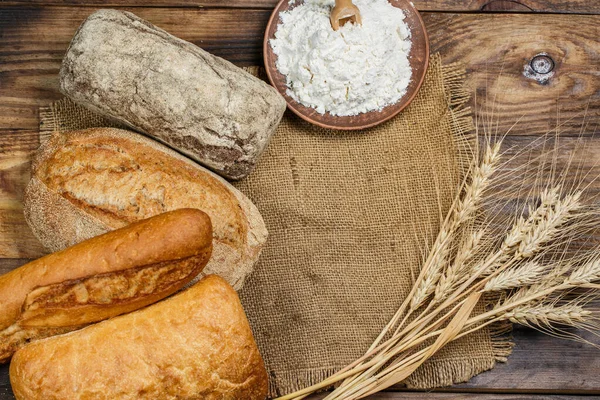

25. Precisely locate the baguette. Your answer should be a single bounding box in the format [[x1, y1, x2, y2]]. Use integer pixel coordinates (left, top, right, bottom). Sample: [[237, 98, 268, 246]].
[[24, 128, 267, 290], [60, 9, 286, 180], [10, 275, 268, 400], [0, 208, 212, 363]]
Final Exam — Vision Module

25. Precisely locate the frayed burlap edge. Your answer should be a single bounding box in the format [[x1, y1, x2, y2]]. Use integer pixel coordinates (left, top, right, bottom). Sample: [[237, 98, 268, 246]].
[[39, 107, 56, 144]]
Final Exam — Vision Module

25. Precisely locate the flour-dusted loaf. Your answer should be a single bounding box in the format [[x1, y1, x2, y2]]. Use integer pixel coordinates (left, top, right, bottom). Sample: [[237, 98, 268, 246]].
[[59, 9, 286, 180], [24, 128, 267, 290], [0, 209, 212, 363], [10, 275, 268, 400]]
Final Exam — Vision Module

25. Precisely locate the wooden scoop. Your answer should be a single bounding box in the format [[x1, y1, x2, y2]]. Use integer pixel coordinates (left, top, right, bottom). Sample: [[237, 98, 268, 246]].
[[330, 0, 362, 31]]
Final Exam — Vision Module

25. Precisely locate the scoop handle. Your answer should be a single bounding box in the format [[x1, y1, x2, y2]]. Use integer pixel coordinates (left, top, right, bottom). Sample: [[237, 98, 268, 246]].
[[330, 0, 362, 31], [334, 0, 355, 11]]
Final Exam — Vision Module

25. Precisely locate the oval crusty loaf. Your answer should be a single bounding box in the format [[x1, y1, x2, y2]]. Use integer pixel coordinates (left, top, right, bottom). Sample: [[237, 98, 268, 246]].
[[10, 275, 268, 400], [0, 208, 212, 363], [60, 9, 286, 180], [24, 128, 267, 290]]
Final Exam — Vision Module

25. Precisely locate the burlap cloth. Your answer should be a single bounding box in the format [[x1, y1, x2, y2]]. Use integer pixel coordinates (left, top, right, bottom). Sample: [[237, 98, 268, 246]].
[[39, 54, 511, 397]]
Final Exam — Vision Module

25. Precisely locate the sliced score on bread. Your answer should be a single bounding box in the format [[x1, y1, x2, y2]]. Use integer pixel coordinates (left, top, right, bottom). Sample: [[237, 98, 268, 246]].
[[24, 128, 268, 290]]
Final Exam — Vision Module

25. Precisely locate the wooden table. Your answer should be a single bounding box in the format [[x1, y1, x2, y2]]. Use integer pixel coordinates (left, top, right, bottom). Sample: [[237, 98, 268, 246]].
[[1, 0, 599, 398]]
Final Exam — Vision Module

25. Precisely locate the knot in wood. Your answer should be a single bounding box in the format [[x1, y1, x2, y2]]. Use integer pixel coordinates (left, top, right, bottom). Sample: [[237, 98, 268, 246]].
[[530, 54, 554, 75], [523, 52, 555, 85]]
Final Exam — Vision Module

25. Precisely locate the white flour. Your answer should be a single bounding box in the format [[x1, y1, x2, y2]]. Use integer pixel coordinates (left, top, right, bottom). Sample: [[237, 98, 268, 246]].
[[270, 0, 412, 116]]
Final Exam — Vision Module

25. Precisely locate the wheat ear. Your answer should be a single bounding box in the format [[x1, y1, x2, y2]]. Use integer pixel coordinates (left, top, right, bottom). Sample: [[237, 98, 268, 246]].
[[434, 229, 484, 302], [483, 261, 546, 291], [410, 143, 501, 310], [504, 304, 592, 326]]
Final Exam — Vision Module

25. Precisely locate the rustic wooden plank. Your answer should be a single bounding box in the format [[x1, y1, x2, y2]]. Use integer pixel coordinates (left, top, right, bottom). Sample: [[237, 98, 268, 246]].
[[1, 8, 598, 135], [310, 395, 594, 399], [0, 321, 598, 397], [0, 129, 46, 258], [0, 356, 595, 400], [426, 12, 600, 139], [381, 396, 590, 399], [0, 380, 590, 400], [457, 326, 600, 393], [0, 7, 599, 396], [474, 0, 600, 13], [0, 258, 30, 275], [0, 1, 598, 14]]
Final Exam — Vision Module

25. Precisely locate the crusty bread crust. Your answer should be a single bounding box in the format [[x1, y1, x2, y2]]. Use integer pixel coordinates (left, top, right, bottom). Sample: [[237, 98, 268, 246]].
[[10, 275, 269, 400], [59, 9, 286, 180], [0, 209, 212, 362], [24, 175, 110, 251], [24, 128, 268, 290]]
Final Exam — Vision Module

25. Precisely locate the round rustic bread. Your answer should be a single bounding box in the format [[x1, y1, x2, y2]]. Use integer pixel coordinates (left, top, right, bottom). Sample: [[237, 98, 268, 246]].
[[24, 128, 268, 290]]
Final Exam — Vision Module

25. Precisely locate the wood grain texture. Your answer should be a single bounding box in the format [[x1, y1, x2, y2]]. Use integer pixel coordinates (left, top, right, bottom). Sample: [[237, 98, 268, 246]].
[[426, 12, 600, 138], [310, 395, 594, 399], [0, 259, 30, 275], [0, 129, 45, 258], [458, 326, 600, 393], [0, 0, 598, 14], [0, 8, 598, 135]]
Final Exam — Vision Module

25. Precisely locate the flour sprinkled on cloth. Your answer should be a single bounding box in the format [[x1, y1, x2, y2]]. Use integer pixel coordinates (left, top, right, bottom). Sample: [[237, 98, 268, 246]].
[[271, 0, 412, 116]]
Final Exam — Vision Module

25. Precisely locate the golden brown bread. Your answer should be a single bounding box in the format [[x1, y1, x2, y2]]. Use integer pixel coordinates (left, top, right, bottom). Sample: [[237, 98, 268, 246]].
[[0, 209, 212, 362], [10, 275, 268, 400], [24, 128, 268, 290]]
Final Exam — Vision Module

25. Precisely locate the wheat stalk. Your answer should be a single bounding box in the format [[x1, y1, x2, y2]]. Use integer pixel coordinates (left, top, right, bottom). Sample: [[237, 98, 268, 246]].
[[434, 229, 484, 302], [410, 227, 450, 310], [567, 258, 600, 285], [410, 143, 501, 310], [517, 191, 583, 258]]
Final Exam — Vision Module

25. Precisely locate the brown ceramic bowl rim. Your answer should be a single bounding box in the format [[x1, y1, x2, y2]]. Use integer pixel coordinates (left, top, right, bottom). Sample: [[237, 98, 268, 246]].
[[263, 0, 430, 131]]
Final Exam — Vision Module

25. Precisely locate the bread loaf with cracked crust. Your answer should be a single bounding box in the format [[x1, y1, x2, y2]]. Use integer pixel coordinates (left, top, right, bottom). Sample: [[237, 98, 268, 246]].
[[0, 208, 212, 363], [10, 275, 268, 400], [59, 9, 286, 180], [24, 128, 267, 290]]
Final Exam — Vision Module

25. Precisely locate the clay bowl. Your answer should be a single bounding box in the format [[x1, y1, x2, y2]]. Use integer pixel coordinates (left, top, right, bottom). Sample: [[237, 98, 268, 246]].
[[263, 0, 429, 130]]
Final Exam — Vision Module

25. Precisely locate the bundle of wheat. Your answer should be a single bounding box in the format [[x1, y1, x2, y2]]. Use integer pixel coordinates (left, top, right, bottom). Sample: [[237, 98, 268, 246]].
[[278, 129, 600, 399]]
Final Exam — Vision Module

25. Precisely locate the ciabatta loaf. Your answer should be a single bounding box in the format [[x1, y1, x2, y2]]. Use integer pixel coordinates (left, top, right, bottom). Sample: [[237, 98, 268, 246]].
[[10, 275, 268, 400], [24, 128, 267, 290], [0, 209, 212, 362]]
